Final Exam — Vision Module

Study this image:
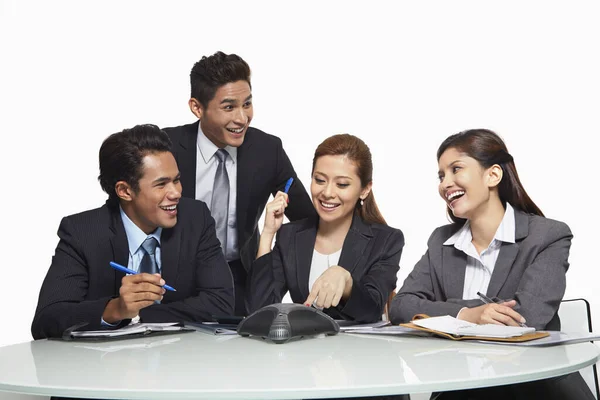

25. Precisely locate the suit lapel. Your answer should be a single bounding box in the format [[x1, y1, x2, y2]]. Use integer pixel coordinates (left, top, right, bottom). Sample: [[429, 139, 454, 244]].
[[159, 225, 181, 287], [296, 222, 317, 300], [108, 205, 129, 293], [442, 245, 468, 300], [176, 121, 199, 199], [486, 210, 529, 297], [338, 214, 373, 275]]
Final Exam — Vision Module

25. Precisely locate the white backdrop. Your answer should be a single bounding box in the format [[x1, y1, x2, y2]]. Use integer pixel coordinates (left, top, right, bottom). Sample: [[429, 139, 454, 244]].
[[1, 0, 599, 347]]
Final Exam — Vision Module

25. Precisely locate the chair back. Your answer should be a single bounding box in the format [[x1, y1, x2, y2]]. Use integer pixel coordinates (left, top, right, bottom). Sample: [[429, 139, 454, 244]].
[[558, 298, 599, 399]]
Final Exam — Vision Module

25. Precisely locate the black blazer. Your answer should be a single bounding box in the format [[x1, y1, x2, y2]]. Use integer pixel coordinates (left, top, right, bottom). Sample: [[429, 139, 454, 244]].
[[248, 214, 405, 323], [164, 122, 316, 271], [31, 198, 235, 339], [390, 210, 572, 330]]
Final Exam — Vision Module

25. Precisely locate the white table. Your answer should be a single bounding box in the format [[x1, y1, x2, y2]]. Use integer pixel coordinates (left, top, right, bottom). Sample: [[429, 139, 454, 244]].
[[0, 332, 597, 399]]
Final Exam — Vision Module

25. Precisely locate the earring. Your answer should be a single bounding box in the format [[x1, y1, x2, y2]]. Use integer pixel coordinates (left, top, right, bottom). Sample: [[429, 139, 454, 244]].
[[360, 198, 364, 206]]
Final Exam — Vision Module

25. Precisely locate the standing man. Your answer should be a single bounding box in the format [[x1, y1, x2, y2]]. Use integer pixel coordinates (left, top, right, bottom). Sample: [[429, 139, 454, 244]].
[[32, 124, 234, 339], [164, 52, 315, 316]]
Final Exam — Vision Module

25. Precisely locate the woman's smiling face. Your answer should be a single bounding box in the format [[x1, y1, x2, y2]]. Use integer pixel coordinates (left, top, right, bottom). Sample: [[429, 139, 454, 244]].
[[311, 155, 370, 224], [438, 147, 496, 220]]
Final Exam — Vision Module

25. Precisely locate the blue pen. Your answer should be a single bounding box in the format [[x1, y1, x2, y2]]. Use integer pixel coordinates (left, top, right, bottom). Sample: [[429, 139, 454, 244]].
[[109, 261, 176, 292], [284, 177, 294, 194]]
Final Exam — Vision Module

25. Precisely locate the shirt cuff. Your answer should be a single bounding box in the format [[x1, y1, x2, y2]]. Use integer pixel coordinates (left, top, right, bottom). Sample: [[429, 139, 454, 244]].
[[456, 307, 468, 320], [100, 317, 121, 327]]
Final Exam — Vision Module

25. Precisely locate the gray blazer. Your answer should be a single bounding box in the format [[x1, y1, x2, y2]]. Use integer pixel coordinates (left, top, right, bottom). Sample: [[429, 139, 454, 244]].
[[389, 210, 572, 330]]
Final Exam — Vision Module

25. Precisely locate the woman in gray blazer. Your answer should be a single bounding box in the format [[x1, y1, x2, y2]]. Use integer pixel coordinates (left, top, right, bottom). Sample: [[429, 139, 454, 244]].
[[248, 134, 404, 323], [389, 129, 593, 399]]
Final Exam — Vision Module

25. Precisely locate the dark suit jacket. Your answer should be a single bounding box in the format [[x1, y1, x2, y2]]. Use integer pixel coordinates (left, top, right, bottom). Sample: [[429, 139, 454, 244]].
[[248, 214, 405, 323], [389, 210, 572, 330], [164, 122, 316, 271], [31, 198, 235, 339]]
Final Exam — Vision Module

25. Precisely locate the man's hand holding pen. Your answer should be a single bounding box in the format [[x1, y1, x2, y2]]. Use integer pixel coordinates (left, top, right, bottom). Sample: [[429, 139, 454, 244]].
[[102, 273, 166, 323]]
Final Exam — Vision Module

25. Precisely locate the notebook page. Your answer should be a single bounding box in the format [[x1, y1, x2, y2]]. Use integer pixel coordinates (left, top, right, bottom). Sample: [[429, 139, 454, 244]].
[[412, 315, 476, 335], [457, 324, 535, 338]]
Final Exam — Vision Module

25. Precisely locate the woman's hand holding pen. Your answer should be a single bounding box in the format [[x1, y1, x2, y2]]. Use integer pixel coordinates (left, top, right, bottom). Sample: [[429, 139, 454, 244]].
[[305, 266, 353, 309], [102, 273, 165, 323], [257, 191, 289, 258], [262, 191, 289, 235], [459, 299, 527, 327]]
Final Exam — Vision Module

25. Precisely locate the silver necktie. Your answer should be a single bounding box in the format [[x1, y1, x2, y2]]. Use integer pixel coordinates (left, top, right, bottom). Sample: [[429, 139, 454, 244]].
[[211, 149, 230, 253], [139, 237, 159, 275]]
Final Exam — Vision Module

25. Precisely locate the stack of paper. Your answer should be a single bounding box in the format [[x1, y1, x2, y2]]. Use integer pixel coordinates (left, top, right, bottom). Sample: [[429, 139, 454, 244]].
[[71, 323, 185, 338], [338, 321, 391, 332], [185, 322, 238, 335]]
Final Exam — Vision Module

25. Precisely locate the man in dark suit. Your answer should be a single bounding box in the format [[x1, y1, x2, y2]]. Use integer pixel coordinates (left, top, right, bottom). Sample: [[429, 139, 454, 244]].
[[32, 124, 234, 340], [164, 51, 315, 316]]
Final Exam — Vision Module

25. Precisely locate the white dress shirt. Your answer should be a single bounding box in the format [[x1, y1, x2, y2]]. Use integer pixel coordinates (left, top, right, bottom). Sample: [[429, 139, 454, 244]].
[[308, 248, 342, 292], [195, 125, 239, 261], [443, 203, 516, 300]]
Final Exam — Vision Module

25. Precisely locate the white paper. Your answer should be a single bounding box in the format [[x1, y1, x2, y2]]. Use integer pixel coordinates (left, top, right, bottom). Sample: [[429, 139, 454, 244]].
[[338, 321, 391, 332], [344, 325, 431, 336], [489, 330, 600, 346], [71, 322, 182, 338]]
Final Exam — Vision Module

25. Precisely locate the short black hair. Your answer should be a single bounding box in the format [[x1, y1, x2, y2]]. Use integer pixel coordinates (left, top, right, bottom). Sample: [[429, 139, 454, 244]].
[[190, 51, 251, 108], [98, 124, 172, 205]]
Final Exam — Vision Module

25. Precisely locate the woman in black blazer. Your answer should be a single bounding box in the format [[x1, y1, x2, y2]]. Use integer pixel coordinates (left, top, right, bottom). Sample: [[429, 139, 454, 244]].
[[248, 134, 404, 323]]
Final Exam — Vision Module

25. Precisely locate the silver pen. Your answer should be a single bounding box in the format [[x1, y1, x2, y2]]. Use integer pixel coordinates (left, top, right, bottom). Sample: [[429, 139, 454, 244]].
[[476, 291, 528, 328]]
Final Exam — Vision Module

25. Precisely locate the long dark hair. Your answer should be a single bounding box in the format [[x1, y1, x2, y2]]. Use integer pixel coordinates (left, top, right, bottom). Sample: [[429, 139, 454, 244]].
[[437, 129, 543, 224], [313, 134, 386, 225]]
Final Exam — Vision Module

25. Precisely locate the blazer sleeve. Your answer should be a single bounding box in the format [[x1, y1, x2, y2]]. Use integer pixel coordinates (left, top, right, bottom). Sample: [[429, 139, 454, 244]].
[[339, 229, 404, 323], [139, 205, 235, 322], [272, 137, 316, 222], [511, 221, 572, 330], [31, 218, 118, 340], [246, 232, 288, 313], [389, 229, 467, 324]]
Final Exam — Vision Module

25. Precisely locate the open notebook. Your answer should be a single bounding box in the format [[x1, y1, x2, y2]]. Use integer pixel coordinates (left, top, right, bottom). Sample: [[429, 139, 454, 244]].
[[397, 314, 549, 342], [411, 315, 535, 338]]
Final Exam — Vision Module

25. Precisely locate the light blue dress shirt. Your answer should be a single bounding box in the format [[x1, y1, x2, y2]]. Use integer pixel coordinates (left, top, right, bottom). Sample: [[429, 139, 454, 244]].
[[120, 207, 163, 272], [100, 208, 163, 326]]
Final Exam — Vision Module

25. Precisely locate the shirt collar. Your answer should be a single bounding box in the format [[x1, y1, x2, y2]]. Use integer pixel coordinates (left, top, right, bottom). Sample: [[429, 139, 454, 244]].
[[196, 123, 237, 164], [119, 206, 162, 255], [443, 203, 516, 247]]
